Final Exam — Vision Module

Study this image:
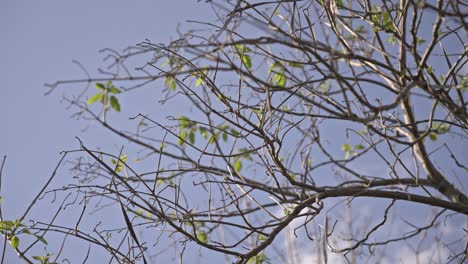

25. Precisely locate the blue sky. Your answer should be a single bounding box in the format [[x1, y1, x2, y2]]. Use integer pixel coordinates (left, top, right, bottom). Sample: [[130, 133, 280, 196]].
[[1, 1, 213, 262], [1, 1, 466, 263]]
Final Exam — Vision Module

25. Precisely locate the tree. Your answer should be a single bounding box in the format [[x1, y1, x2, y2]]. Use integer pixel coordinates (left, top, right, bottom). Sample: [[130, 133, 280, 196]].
[[2, 0, 467, 263]]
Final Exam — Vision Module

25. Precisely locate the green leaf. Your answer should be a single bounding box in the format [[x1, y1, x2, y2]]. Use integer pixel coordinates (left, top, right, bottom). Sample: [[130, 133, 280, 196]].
[[86, 93, 103, 105], [179, 116, 192, 128], [110, 158, 117, 165], [242, 55, 252, 69], [233, 160, 243, 172], [222, 132, 228, 142], [109, 87, 121, 94], [429, 133, 438, 141], [189, 131, 195, 145], [230, 129, 241, 138], [435, 124, 449, 134], [109, 96, 121, 112], [416, 37, 426, 45], [35, 235, 48, 245], [290, 173, 296, 181], [195, 77, 203, 87], [0, 220, 15, 231], [258, 234, 267, 242], [273, 72, 286, 87], [354, 144, 365, 150], [288, 62, 304, 68], [342, 143, 352, 152], [318, 81, 329, 93], [178, 130, 187, 145], [94, 83, 106, 90], [426, 65, 434, 74], [196, 230, 208, 243], [165, 77, 177, 90], [10, 235, 19, 249]]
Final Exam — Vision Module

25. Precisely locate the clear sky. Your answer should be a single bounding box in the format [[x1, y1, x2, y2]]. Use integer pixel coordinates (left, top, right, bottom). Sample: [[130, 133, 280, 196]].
[[2, 1, 466, 263], [1, 1, 213, 262]]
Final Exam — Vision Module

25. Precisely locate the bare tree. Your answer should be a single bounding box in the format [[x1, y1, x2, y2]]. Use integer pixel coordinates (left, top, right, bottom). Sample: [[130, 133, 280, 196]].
[[2, 1, 467, 263]]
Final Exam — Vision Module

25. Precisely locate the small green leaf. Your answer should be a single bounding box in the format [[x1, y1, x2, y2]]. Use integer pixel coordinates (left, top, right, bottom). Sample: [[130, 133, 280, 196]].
[[94, 83, 106, 90], [10, 235, 20, 249], [342, 143, 352, 152], [195, 77, 203, 87], [387, 35, 396, 45], [109, 96, 121, 112], [416, 37, 426, 45], [86, 93, 103, 105], [233, 160, 242, 172], [196, 230, 208, 243], [242, 55, 252, 69], [0, 220, 15, 231], [222, 132, 228, 142], [426, 65, 434, 74], [189, 131, 195, 145], [35, 235, 48, 245], [429, 133, 438, 141], [109, 87, 121, 94], [290, 173, 296, 181], [354, 144, 365, 150], [179, 116, 192, 128], [110, 158, 117, 165], [165, 77, 177, 90], [178, 130, 187, 145], [318, 81, 329, 93], [273, 72, 286, 87], [288, 62, 304, 68]]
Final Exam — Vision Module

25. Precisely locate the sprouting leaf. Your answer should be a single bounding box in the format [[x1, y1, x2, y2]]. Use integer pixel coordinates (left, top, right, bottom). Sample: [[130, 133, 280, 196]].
[[290, 173, 296, 181], [178, 130, 187, 145], [230, 129, 241, 138], [222, 132, 228, 142], [35, 235, 48, 245], [235, 45, 252, 69], [233, 160, 243, 172], [258, 234, 267, 242], [179, 116, 192, 128], [342, 143, 352, 158], [189, 131, 195, 145], [32, 254, 55, 264], [342, 143, 352, 152], [195, 78, 203, 87], [273, 71, 286, 87], [354, 144, 365, 150], [110, 158, 117, 165], [288, 62, 304, 68], [318, 81, 329, 93], [10, 235, 20, 249], [86, 93, 103, 105], [429, 133, 438, 141], [242, 55, 252, 69], [196, 230, 208, 243], [426, 66, 434, 74], [94, 83, 106, 90], [109, 87, 121, 94], [109, 96, 121, 112], [416, 37, 426, 45], [434, 124, 449, 134], [0, 220, 15, 231], [165, 77, 177, 90]]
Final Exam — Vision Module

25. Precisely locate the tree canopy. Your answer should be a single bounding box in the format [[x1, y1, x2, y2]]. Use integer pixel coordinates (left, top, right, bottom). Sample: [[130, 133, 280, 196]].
[[2, 1, 467, 263]]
